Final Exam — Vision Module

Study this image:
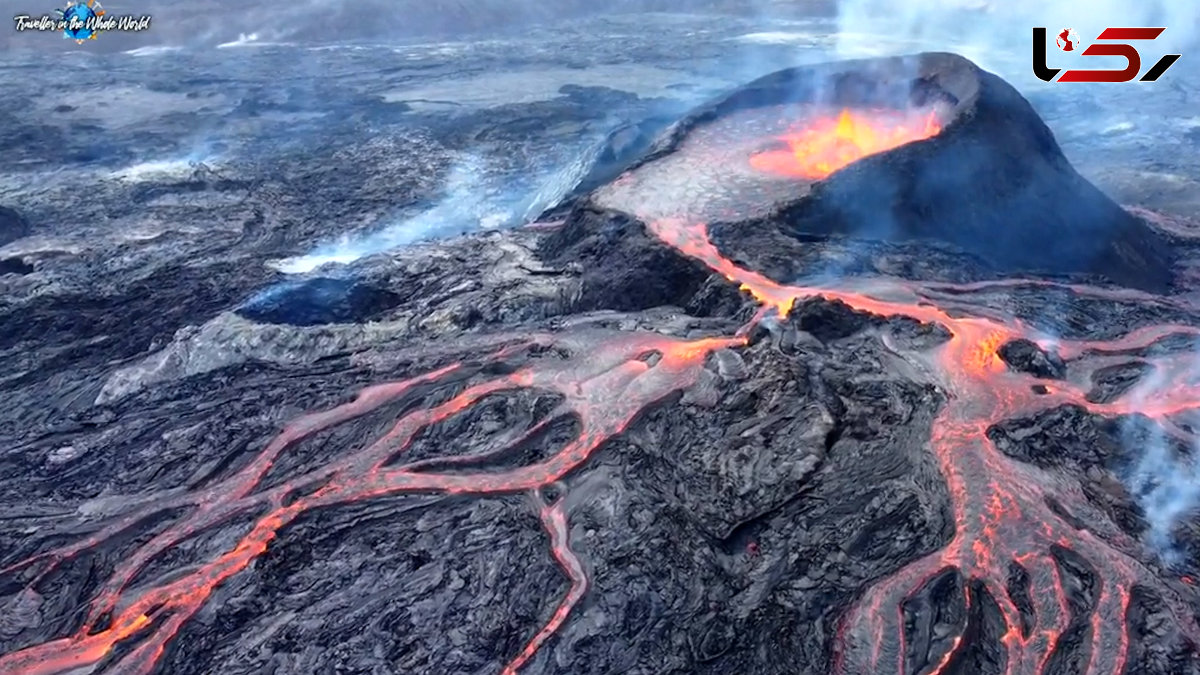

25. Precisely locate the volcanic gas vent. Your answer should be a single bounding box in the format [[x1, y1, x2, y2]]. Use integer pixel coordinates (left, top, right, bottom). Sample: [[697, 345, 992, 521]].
[[590, 52, 1174, 293]]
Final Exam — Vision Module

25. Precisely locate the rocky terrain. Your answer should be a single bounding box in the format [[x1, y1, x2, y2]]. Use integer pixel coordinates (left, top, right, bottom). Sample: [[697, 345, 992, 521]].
[[2, 12, 1200, 675]]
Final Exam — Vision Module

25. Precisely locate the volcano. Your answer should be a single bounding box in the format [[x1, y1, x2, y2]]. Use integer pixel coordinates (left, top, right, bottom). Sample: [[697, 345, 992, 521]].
[[3, 51, 1200, 675], [590, 52, 1175, 293]]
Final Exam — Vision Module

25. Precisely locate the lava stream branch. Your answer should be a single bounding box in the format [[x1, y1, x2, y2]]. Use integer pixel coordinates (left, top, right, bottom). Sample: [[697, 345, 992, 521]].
[[0, 362, 466, 586], [640, 218, 1200, 674], [501, 490, 589, 675], [0, 331, 739, 675], [5, 210, 1200, 675]]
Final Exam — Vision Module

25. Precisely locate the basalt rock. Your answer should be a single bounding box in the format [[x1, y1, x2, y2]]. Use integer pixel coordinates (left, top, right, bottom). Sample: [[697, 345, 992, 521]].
[[998, 338, 1066, 379], [0, 206, 30, 248]]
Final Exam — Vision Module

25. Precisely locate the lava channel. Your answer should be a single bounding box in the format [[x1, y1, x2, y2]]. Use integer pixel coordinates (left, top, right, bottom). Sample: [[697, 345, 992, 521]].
[[0, 331, 740, 674], [646, 217, 1200, 674], [3, 185, 1200, 674]]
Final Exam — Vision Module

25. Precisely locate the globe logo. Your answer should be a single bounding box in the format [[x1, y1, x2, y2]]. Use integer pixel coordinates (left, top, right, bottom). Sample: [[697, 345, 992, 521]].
[[56, 0, 105, 43], [1056, 28, 1080, 52]]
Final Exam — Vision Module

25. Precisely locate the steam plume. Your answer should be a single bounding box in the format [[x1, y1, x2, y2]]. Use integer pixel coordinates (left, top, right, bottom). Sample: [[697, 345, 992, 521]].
[[1120, 362, 1200, 565], [273, 146, 597, 275]]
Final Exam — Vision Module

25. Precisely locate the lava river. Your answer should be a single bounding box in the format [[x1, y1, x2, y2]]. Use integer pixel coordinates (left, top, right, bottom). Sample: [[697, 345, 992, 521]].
[[2, 226, 1200, 671], [646, 217, 1200, 674]]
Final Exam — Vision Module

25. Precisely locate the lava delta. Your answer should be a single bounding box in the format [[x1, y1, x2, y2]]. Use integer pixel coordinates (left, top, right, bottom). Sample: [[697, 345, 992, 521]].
[[3, 52, 1200, 675]]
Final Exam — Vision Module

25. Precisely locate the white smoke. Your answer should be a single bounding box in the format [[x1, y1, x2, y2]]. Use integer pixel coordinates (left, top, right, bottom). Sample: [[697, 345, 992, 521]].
[[123, 45, 183, 57], [1126, 431, 1199, 565], [272, 155, 497, 275], [1119, 361, 1200, 566], [216, 33, 276, 49], [271, 147, 595, 275]]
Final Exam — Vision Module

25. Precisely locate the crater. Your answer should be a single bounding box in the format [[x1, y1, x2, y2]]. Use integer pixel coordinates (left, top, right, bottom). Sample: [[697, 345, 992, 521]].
[[586, 52, 1174, 293]]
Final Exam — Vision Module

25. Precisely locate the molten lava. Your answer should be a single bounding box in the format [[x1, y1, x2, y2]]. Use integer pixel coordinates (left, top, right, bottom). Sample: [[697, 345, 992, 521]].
[[2, 157, 1200, 673], [749, 107, 942, 180]]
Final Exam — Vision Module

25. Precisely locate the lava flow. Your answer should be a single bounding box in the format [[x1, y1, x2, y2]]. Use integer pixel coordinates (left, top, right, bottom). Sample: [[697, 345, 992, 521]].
[[749, 107, 942, 180], [3, 190, 1200, 673], [0, 331, 741, 674], [648, 217, 1200, 674]]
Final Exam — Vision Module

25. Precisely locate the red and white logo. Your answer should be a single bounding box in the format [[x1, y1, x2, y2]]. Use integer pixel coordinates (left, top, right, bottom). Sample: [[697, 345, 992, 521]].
[[1034, 27, 1182, 83], [1056, 28, 1080, 51]]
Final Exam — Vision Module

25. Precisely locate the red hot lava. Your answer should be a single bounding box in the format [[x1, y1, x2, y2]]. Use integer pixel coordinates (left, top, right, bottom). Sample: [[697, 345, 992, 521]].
[[648, 217, 1200, 674], [0, 332, 742, 674], [749, 107, 943, 180], [2, 204, 1200, 673]]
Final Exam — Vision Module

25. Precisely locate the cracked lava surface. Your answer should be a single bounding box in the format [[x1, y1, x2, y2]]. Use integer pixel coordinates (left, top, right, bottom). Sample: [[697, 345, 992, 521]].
[[3, 111, 1200, 674]]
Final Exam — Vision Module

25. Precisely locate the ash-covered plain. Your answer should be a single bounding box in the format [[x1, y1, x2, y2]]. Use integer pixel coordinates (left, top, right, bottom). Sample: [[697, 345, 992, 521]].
[[3, 12, 1200, 675]]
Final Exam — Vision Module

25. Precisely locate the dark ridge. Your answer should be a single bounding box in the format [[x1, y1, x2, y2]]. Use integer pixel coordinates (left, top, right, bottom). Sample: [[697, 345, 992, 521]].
[[1087, 361, 1155, 404], [538, 207, 713, 313], [0, 257, 33, 275], [0, 206, 30, 247], [901, 567, 968, 672], [1005, 560, 1035, 639], [942, 579, 1008, 674], [998, 338, 1066, 379]]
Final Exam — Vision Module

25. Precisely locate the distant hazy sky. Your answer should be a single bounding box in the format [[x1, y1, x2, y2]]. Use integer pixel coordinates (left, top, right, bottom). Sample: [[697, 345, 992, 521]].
[[4, 0, 1194, 59]]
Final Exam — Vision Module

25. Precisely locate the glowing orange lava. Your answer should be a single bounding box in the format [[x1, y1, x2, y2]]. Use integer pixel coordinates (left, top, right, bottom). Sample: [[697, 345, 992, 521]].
[[3, 181, 1200, 673], [749, 108, 942, 180], [0, 332, 743, 675], [642, 221, 1200, 674]]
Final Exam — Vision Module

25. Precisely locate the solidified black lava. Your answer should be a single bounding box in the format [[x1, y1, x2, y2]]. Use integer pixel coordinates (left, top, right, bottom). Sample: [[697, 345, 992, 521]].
[[0, 206, 30, 247], [1086, 361, 1157, 404], [236, 277, 405, 326], [0, 257, 33, 276], [540, 208, 714, 312], [998, 338, 1066, 379]]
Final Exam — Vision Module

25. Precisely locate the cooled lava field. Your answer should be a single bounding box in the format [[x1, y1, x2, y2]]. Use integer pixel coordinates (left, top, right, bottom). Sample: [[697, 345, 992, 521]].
[[3, 11, 1200, 675]]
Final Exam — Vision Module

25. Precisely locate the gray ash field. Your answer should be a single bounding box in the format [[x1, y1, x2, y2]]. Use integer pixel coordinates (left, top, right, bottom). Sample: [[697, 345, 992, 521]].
[[3, 10, 1200, 675]]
